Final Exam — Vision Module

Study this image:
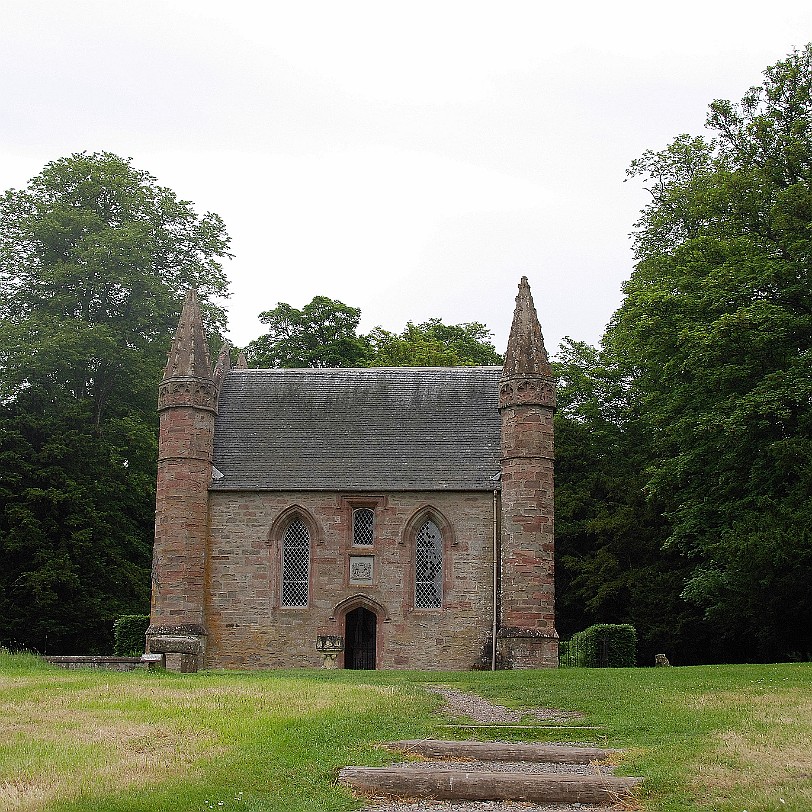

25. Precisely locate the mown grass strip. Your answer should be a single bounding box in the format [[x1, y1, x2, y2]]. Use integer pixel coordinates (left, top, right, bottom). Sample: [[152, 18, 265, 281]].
[[1, 652, 810, 812]]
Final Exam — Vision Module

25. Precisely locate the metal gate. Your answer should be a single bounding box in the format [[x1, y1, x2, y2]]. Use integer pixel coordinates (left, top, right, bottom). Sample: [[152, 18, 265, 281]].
[[344, 606, 376, 669]]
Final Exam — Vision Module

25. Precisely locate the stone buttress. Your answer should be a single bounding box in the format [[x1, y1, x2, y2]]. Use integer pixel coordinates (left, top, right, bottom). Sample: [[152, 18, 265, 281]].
[[146, 290, 229, 671], [498, 277, 558, 668]]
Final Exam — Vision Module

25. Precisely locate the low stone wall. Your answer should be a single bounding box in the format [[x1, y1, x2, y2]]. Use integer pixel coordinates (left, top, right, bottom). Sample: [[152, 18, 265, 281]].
[[44, 656, 145, 671]]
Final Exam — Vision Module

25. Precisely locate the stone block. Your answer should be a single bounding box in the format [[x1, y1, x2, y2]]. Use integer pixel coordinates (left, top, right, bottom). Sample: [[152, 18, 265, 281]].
[[147, 635, 202, 655]]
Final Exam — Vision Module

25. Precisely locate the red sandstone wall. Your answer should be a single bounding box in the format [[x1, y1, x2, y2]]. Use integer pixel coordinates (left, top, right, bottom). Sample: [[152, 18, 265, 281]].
[[204, 490, 495, 670], [151, 406, 214, 628], [499, 404, 556, 636]]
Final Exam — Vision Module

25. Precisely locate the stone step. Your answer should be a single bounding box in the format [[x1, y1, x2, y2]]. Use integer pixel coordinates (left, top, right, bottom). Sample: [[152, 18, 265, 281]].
[[339, 765, 642, 806], [385, 739, 617, 763]]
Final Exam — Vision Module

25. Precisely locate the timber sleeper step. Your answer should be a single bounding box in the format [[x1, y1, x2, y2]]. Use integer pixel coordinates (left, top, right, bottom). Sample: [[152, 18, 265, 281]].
[[384, 739, 618, 763], [339, 766, 642, 805]]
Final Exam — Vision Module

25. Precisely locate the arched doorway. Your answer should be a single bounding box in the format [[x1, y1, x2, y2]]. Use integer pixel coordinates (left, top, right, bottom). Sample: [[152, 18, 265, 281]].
[[344, 606, 377, 669]]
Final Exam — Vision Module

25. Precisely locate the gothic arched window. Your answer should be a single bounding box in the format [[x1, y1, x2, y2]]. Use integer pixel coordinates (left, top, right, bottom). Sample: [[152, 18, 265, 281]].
[[415, 519, 443, 609], [281, 518, 310, 607]]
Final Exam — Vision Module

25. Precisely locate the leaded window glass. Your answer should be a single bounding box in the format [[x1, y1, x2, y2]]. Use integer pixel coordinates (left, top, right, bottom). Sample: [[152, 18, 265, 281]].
[[281, 519, 309, 607], [415, 519, 443, 609], [353, 508, 374, 546]]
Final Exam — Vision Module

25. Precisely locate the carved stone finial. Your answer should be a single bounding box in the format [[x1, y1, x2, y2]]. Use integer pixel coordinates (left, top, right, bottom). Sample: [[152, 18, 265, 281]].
[[499, 277, 554, 409], [158, 289, 218, 412], [213, 342, 232, 394], [236, 351, 248, 369]]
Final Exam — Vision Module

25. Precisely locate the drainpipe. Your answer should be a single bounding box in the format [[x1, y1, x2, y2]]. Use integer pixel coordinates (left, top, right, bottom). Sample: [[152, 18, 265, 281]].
[[491, 489, 499, 671]]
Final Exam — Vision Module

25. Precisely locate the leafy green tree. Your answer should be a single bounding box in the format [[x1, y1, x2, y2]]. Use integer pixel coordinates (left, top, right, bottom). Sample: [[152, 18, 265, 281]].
[[245, 298, 503, 369], [553, 340, 709, 665], [368, 319, 502, 366], [0, 152, 231, 653], [245, 296, 372, 368], [607, 46, 812, 660]]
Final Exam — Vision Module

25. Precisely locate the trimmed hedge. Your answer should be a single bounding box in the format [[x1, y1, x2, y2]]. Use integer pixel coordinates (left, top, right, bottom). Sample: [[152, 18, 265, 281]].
[[560, 623, 637, 668], [113, 614, 150, 656]]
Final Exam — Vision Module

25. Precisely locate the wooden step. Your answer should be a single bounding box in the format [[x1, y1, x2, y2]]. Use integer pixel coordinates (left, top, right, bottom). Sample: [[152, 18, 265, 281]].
[[339, 766, 642, 805], [385, 739, 617, 763]]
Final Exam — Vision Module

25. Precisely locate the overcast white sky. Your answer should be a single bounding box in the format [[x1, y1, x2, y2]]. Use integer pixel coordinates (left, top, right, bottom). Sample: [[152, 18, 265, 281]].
[[2, 1, 811, 355]]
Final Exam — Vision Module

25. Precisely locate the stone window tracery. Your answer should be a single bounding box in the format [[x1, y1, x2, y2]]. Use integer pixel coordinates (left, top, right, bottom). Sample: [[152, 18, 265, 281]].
[[415, 519, 443, 609], [281, 518, 310, 607]]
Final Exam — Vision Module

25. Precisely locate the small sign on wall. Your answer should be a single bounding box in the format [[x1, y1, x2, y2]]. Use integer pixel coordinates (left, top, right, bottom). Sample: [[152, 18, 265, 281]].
[[349, 555, 374, 584]]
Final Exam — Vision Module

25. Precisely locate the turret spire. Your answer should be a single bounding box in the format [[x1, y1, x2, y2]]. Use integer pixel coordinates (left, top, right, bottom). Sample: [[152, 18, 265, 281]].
[[158, 289, 218, 413], [163, 289, 213, 382], [502, 276, 552, 378], [497, 276, 558, 668], [499, 277, 555, 410], [149, 289, 218, 671]]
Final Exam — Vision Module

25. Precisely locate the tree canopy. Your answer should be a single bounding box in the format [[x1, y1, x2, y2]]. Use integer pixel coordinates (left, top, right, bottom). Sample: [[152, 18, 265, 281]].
[[244, 296, 503, 368], [368, 319, 502, 367], [0, 152, 231, 653], [552, 340, 711, 664], [245, 296, 371, 368], [603, 45, 812, 660]]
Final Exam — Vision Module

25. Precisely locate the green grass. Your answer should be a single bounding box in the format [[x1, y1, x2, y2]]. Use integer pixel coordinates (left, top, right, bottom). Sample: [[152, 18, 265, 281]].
[[1, 651, 810, 812]]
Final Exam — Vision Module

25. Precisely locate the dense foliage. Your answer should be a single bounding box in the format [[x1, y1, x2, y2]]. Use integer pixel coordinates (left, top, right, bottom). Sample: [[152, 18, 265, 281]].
[[245, 296, 371, 368], [556, 45, 812, 663], [0, 152, 231, 654], [552, 341, 710, 665], [245, 295, 502, 368], [367, 319, 502, 366]]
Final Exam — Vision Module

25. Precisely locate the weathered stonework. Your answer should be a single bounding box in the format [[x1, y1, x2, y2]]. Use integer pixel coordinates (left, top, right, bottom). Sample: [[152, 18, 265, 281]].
[[498, 378, 556, 410], [149, 279, 557, 671], [204, 490, 495, 670], [157, 377, 219, 412], [498, 277, 558, 668], [147, 290, 214, 670]]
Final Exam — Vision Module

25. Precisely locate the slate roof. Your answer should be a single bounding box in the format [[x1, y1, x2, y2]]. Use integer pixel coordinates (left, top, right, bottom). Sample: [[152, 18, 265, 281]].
[[210, 367, 502, 491]]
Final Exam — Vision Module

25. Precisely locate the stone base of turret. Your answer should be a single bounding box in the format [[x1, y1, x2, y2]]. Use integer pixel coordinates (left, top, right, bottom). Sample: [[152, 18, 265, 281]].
[[498, 627, 558, 669], [146, 624, 207, 672]]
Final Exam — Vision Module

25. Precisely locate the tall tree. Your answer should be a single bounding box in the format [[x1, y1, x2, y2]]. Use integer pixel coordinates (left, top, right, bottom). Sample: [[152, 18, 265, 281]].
[[607, 46, 812, 660], [244, 298, 503, 368], [553, 340, 711, 665], [0, 152, 231, 653], [245, 296, 371, 368]]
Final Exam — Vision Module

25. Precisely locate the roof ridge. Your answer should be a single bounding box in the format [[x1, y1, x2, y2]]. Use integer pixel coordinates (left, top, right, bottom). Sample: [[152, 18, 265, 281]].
[[227, 366, 503, 373]]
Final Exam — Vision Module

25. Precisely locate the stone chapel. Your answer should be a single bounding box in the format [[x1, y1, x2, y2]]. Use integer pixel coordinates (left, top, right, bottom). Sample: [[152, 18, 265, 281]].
[[146, 277, 557, 671]]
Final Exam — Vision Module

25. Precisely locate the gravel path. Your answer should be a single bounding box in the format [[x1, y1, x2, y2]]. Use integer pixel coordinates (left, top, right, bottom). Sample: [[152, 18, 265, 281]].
[[427, 686, 585, 724], [358, 687, 624, 812]]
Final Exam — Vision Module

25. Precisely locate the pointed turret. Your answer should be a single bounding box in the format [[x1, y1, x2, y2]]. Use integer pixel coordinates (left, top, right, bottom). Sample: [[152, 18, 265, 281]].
[[163, 289, 212, 379], [498, 277, 558, 669], [158, 289, 217, 413], [502, 276, 552, 378], [149, 289, 218, 672], [499, 276, 555, 409]]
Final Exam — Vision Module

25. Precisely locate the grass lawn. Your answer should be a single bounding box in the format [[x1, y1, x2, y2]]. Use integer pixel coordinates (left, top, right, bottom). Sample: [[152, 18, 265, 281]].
[[0, 651, 809, 812]]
